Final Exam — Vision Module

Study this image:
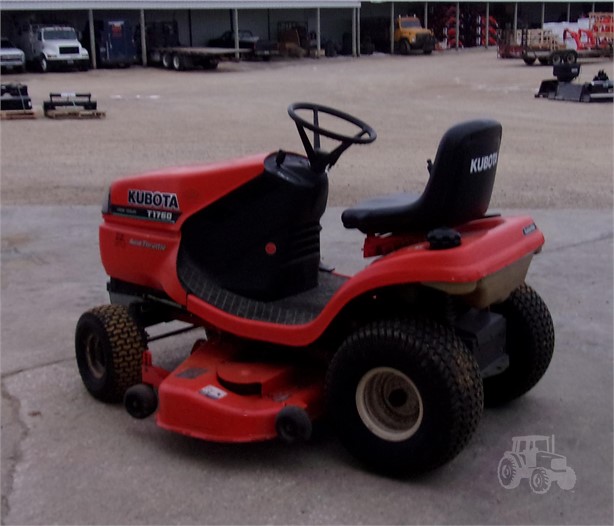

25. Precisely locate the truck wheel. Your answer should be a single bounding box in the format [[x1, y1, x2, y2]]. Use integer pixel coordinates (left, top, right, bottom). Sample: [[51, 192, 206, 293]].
[[162, 52, 173, 69], [399, 39, 411, 56], [498, 455, 522, 489], [551, 52, 562, 65], [522, 56, 536, 65], [483, 284, 555, 406], [202, 59, 219, 70], [564, 51, 577, 64], [529, 467, 551, 494], [326, 318, 483, 475], [38, 55, 48, 73], [75, 305, 145, 403], [172, 54, 184, 71]]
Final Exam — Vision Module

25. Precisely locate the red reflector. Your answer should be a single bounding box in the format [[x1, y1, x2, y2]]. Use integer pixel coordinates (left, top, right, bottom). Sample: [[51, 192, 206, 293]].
[[265, 242, 277, 255]]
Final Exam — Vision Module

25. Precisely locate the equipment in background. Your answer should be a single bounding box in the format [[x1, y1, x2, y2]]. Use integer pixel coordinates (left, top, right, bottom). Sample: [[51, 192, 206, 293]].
[[536, 64, 613, 102]]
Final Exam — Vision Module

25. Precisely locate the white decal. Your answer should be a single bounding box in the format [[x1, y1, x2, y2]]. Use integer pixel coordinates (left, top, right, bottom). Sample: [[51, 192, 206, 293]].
[[200, 385, 227, 400], [470, 152, 498, 174]]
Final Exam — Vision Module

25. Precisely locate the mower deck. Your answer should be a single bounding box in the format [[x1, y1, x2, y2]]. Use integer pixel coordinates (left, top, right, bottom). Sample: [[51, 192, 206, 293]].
[[151, 338, 325, 442]]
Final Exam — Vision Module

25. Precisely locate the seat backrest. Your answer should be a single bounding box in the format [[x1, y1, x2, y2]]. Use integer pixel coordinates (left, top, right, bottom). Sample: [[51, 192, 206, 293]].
[[419, 119, 502, 227]]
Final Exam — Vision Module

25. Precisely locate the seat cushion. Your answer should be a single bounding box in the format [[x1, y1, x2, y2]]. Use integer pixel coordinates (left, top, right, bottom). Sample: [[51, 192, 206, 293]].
[[341, 192, 422, 233]]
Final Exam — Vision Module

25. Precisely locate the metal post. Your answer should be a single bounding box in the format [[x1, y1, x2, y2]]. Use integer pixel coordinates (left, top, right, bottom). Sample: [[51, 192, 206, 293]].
[[424, 2, 428, 29], [357, 6, 361, 56], [567, 2, 571, 22], [233, 9, 239, 60], [88, 9, 96, 69], [485, 2, 489, 48], [316, 7, 321, 57], [140, 9, 147, 66], [390, 2, 395, 54], [352, 8, 357, 57], [456, 1, 460, 50], [188, 9, 193, 46], [513, 2, 518, 35], [541, 2, 545, 28]]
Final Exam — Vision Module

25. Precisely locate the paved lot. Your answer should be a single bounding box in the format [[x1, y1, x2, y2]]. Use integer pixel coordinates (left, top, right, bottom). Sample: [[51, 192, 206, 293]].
[[1, 51, 613, 524]]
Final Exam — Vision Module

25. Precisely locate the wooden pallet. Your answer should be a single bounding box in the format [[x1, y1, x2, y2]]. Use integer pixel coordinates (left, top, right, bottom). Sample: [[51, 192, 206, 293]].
[[44, 109, 106, 119], [0, 109, 37, 120]]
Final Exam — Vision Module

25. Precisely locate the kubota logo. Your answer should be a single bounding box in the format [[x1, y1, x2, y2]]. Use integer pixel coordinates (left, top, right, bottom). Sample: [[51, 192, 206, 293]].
[[128, 189, 179, 210], [470, 152, 498, 174]]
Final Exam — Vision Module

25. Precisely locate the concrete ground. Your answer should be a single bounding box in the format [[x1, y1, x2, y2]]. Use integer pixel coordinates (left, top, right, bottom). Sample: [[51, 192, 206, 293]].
[[1, 50, 613, 524]]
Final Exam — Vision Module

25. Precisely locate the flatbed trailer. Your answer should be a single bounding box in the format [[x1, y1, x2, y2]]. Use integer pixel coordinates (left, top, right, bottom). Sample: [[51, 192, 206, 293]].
[[522, 44, 613, 65], [522, 12, 613, 65], [149, 46, 250, 71]]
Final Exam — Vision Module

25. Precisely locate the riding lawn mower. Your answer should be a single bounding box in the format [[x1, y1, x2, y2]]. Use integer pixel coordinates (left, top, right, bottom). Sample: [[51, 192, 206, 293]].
[[76, 103, 554, 475]]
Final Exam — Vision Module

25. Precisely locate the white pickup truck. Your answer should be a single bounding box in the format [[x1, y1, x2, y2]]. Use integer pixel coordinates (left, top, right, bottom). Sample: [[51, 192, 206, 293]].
[[14, 24, 89, 72]]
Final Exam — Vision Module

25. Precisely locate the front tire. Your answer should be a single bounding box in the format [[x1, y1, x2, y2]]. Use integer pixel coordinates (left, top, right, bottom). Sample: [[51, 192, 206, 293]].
[[38, 55, 48, 73], [75, 305, 145, 403], [326, 318, 483, 475], [483, 284, 555, 406], [399, 39, 411, 56]]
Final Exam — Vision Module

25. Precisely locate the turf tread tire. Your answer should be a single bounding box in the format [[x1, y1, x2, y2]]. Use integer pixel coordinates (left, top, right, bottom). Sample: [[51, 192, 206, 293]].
[[484, 283, 555, 406], [75, 305, 145, 403], [326, 318, 483, 475]]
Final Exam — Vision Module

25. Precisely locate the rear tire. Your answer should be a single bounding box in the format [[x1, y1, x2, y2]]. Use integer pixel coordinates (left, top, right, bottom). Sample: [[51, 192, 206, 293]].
[[326, 318, 483, 475], [529, 467, 551, 494], [564, 50, 577, 64], [75, 305, 145, 403], [162, 52, 173, 69], [498, 455, 522, 489], [202, 58, 219, 70], [483, 284, 555, 406], [172, 54, 184, 71]]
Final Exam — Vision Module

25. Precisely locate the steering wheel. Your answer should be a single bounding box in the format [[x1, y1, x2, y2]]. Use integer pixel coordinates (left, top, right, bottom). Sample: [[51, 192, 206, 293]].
[[288, 102, 377, 173]]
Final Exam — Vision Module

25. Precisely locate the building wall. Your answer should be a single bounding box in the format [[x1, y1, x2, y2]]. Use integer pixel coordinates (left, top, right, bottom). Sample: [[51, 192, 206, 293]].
[[1, 1, 612, 58]]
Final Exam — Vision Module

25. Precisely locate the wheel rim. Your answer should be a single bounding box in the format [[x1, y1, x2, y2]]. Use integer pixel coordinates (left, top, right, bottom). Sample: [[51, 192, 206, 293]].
[[355, 367, 423, 442], [83, 332, 106, 380]]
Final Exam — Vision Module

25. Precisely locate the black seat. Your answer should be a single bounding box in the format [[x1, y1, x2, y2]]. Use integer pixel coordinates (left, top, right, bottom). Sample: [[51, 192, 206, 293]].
[[342, 120, 503, 234]]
